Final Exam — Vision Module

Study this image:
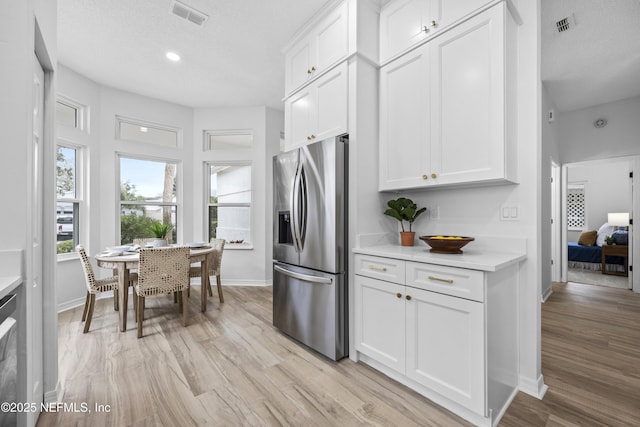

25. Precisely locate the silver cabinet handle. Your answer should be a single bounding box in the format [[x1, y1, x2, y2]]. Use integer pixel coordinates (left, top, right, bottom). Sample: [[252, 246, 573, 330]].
[[274, 265, 332, 284], [368, 265, 387, 272], [428, 275, 454, 284]]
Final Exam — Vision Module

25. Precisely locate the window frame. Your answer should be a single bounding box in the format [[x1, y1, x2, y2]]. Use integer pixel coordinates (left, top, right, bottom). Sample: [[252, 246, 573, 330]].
[[117, 153, 181, 245], [203, 129, 253, 151], [205, 161, 253, 250], [56, 95, 88, 132], [56, 140, 84, 259], [115, 115, 182, 148]]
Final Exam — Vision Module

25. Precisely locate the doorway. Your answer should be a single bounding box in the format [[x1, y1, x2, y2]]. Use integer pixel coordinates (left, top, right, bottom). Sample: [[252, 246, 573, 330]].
[[560, 157, 636, 291]]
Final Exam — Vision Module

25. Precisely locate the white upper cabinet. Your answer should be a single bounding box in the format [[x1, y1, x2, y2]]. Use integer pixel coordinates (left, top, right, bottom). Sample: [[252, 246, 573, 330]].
[[379, 2, 517, 191], [380, 0, 490, 63], [284, 1, 349, 96], [284, 62, 348, 151]]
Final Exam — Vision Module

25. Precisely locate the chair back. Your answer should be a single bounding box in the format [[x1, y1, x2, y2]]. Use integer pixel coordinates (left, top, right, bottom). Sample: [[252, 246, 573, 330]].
[[76, 245, 97, 291], [137, 246, 190, 295], [209, 238, 225, 274]]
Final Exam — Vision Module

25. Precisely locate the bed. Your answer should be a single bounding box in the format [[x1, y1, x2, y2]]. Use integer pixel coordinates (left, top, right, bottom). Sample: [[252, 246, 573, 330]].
[[568, 242, 625, 272]]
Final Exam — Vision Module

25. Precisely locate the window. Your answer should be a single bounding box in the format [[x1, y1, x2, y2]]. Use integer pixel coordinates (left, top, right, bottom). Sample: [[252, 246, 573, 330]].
[[207, 163, 252, 248], [56, 145, 81, 254], [119, 157, 178, 244], [567, 183, 586, 230], [55, 96, 86, 130], [204, 130, 253, 151], [116, 116, 179, 147]]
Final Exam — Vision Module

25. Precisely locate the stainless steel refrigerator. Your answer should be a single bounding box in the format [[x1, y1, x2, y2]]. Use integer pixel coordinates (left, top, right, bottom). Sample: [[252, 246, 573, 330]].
[[272, 136, 348, 361]]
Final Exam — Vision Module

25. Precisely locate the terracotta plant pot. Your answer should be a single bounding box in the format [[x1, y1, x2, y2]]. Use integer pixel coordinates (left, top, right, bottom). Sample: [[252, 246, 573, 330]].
[[400, 231, 415, 247]]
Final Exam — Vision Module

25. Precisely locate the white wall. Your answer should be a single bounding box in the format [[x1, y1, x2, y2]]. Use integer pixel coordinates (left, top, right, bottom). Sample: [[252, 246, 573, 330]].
[[566, 160, 632, 242], [559, 96, 640, 163], [1, 0, 58, 423]]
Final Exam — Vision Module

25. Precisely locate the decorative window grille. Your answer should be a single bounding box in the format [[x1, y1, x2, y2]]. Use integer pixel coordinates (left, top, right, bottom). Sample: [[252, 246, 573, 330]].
[[567, 185, 586, 230]]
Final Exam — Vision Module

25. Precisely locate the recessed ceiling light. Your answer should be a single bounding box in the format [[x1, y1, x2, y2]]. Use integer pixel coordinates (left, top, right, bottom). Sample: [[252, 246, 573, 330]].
[[139, 127, 148, 132], [166, 51, 181, 62]]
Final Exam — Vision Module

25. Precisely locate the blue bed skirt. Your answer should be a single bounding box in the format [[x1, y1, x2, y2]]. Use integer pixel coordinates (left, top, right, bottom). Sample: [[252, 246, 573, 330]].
[[568, 242, 624, 265]]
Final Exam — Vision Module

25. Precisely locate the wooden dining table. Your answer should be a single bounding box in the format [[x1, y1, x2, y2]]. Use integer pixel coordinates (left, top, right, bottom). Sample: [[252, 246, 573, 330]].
[[95, 246, 215, 332]]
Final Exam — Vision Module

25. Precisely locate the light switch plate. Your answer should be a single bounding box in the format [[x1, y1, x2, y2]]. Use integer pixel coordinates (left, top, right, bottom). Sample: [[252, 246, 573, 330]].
[[500, 204, 520, 221]]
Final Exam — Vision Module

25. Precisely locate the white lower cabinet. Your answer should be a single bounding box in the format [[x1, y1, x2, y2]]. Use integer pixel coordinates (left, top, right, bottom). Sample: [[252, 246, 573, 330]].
[[354, 253, 519, 426], [405, 286, 485, 414]]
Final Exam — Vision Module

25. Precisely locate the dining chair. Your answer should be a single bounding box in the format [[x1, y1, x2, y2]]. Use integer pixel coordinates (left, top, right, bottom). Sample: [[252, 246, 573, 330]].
[[189, 238, 225, 303], [132, 246, 191, 338], [76, 245, 120, 333]]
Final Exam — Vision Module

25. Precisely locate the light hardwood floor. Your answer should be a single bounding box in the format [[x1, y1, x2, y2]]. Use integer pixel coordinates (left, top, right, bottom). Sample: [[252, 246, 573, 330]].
[[37, 282, 640, 426]]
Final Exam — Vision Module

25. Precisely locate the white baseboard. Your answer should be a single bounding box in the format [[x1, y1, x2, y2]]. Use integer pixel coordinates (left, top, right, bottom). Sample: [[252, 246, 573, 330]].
[[519, 374, 548, 399], [541, 286, 553, 302]]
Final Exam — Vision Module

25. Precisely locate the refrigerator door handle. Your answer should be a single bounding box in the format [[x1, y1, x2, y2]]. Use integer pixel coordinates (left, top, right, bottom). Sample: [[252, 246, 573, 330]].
[[299, 165, 308, 250], [274, 264, 333, 285], [291, 162, 302, 253]]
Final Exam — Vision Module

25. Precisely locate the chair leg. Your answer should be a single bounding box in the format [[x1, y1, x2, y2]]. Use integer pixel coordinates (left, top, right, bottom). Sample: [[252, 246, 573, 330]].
[[113, 289, 119, 311], [137, 296, 145, 338], [177, 291, 183, 313], [81, 291, 90, 321], [216, 275, 224, 303], [182, 289, 188, 326], [207, 276, 213, 297], [83, 294, 96, 333], [187, 284, 191, 298], [133, 291, 138, 319], [174, 292, 178, 303]]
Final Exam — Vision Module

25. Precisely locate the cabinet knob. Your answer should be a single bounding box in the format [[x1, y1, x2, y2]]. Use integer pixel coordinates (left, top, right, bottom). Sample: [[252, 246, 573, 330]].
[[422, 26, 430, 33], [422, 174, 428, 180], [396, 293, 402, 299], [307, 69, 312, 75], [431, 20, 437, 28], [431, 173, 437, 179], [307, 135, 313, 140], [311, 66, 316, 72], [310, 134, 316, 139], [406, 295, 412, 301]]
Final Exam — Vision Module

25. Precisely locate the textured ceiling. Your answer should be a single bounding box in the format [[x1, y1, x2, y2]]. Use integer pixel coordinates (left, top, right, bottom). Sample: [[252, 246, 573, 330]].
[[59, 1, 640, 113], [57, 0, 329, 110], [542, 0, 640, 112]]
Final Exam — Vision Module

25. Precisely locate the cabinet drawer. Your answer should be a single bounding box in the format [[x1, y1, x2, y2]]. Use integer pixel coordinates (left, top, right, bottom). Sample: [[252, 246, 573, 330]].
[[406, 261, 484, 302], [355, 255, 405, 284]]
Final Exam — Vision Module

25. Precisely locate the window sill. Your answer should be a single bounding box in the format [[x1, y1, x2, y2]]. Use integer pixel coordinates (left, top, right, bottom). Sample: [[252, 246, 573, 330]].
[[226, 244, 253, 250], [57, 252, 79, 263]]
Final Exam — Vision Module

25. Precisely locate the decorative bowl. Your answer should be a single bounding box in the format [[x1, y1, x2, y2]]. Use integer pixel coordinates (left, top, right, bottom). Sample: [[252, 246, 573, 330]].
[[419, 235, 475, 254]]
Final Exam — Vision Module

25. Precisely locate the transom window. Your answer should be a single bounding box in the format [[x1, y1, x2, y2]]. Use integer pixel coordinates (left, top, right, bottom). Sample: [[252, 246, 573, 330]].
[[55, 96, 86, 130], [119, 156, 178, 244], [116, 116, 180, 147], [207, 163, 252, 248]]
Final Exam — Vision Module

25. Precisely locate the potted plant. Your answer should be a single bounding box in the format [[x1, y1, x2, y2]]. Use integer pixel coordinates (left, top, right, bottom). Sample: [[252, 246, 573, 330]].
[[149, 221, 173, 247], [384, 197, 427, 246]]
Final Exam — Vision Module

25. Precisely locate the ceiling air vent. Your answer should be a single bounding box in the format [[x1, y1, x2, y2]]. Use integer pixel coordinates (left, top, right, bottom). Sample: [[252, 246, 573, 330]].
[[171, 0, 208, 27], [555, 14, 576, 33]]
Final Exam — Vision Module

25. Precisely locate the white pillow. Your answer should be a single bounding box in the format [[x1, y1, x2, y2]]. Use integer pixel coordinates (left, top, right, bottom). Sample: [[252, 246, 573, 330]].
[[596, 223, 615, 246]]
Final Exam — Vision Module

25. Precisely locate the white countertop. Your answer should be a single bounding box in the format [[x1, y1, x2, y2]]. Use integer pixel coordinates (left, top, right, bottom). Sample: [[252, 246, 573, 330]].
[[353, 245, 526, 272], [0, 276, 22, 300]]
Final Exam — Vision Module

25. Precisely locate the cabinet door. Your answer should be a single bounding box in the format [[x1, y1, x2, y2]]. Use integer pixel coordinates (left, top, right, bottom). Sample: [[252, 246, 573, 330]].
[[314, 62, 348, 142], [285, 37, 315, 96], [285, 87, 315, 150], [354, 275, 406, 373], [379, 44, 430, 191], [380, 0, 430, 62], [405, 287, 485, 415], [430, 4, 505, 185], [433, 0, 490, 32], [314, 1, 349, 72]]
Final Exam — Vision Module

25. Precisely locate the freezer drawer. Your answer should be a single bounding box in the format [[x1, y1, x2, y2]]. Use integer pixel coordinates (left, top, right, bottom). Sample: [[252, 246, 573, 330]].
[[273, 262, 347, 360]]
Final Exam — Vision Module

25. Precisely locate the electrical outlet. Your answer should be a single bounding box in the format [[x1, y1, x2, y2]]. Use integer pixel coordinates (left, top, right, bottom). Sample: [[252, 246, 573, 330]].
[[429, 206, 439, 220]]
